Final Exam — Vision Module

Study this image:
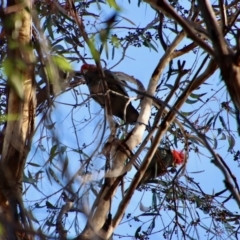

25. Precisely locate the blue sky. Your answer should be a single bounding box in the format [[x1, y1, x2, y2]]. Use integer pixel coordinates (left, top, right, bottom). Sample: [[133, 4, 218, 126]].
[[24, 1, 240, 239]]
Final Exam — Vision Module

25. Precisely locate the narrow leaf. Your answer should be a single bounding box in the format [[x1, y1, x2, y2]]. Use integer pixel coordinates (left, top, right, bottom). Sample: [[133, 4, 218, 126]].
[[46, 201, 58, 209], [227, 134, 235, 150], [49, 167, 63, 186], [119, 15, 136, 26], [27, 162, 41, 167], [62, 156, 69, 178], [186, 98, 199, 104], [190, 93, 207, 99]]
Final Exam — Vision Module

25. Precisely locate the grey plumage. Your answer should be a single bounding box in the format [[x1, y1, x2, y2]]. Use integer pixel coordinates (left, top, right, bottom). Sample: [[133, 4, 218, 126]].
[[81, 64, 139, 123]]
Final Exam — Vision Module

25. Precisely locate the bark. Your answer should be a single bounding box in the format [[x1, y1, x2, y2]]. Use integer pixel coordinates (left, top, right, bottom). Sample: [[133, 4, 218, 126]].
[[0, 0, 36, 239]]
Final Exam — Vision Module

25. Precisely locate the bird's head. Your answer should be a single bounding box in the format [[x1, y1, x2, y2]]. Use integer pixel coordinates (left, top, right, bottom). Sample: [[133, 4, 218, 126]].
[[81, 64, 97, 73], [172, 150, 185, 165]]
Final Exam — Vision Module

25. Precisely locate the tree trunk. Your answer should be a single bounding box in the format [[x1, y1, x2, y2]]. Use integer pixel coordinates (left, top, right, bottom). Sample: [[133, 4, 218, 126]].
[[0, 0, 36, 239]]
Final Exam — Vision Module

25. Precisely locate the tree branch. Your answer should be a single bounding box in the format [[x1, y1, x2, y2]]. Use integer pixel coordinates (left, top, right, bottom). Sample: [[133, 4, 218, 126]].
[[144, 0, 214, 56]]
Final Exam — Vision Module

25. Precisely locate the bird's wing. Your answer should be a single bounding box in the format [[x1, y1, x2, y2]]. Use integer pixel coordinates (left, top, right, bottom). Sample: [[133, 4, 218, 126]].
[[104, 70, 130, 97]]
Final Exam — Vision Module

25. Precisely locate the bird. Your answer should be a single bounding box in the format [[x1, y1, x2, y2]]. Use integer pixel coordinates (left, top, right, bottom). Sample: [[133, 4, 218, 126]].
[[81, 63, 139, 124], [136, 148, 185, 187]]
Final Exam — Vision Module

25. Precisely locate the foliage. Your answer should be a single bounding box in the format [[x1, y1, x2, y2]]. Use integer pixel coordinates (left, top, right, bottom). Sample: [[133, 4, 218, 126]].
[[0, 0, 240, 239]]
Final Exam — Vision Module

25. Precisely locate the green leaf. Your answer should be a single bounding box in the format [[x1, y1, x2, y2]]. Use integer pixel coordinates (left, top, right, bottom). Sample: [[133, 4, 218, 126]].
[[87, 38, 100, 61], [94, 0, 102, 10], [112, 46, 115, 60], [35, 170, 44, 182], [141, 36, 158, 52], [99, 43, 104, 55], [39, 144, 46, 152], [219, 132, 226, 140], [195, 196, 203, 208], [148, 219, 155, 233], [181, 110, 195, 116], [213, 112, 221, 129], [168, 27, 179, 34], [50, 144, 58, 159], [49, 167, 63, 186], [45, 220, 56, 227], [149, 39, 159, 52], [45, 122, 56, 130], [190, 93, 207, 99], [99, 29, 108, 43], [142, 213, 159, 216], [65, 36, 74, 45], [62, 156, 69, 178], [46, 169, 52, 185], [173, 134, 178, 148], [23, 172, 37, 184], [152, 192, 157, 210], [104, 42, 109, 59], [44, 16, 54, 40], [119, 15, 136, 26], [213, 137, 217, 149], [165, 83, 173, 90], [27, 162, 41, 167], [111, 35, 120, 48], [186, 98, 199, 104], [107, 0, 121, 10], [52, 55, 73, 72], [135, 226, 141, 238], [206, 115, 215, 127], [0, 222, 4, 235], [3, 58, 24, 99], [46, 201, 58, 209], [28, 170, 32, 179], [176, 211, 187, 222], [227, 134, 235, 150], [51, 44, 65, 52], [217, 128, 222, 136], [219, 115, 227, 130], [34, 203, 45, 209], [60, 146, 67, 154], [0, 114, 19, 122]]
